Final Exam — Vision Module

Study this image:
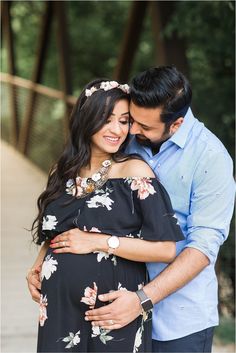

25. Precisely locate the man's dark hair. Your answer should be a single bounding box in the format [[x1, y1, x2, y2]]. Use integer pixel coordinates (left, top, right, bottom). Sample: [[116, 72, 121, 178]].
[[130, 66, 192, 125]]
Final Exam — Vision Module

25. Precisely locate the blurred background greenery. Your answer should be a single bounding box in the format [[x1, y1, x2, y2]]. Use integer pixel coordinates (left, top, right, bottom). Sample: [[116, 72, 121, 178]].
[[1, 0, 235, 346]]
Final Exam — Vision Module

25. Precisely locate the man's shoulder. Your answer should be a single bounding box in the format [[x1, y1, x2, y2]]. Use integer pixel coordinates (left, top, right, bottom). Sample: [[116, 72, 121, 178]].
[[189, 118, 231, 160]]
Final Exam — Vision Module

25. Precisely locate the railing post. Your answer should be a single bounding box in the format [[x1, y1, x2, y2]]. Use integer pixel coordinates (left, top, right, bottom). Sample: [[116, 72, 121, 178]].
[[150, 1, 189, 76], [53, 1, 73, 139], [18, 1, 53, 155], [113, 1, 148, 82], [2, 1, 19, 147]]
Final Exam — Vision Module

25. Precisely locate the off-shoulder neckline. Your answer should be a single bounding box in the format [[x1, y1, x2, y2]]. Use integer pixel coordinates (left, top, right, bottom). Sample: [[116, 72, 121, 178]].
[[104, 177, 156, 181], [75, 177, 157, 181]]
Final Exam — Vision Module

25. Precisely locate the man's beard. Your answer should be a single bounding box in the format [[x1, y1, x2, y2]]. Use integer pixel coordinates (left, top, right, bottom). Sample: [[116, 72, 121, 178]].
[[135, 131, 171, 151]]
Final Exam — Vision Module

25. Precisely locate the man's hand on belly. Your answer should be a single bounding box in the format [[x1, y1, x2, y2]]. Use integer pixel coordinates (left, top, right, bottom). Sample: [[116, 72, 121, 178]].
[[85, 290, 142, 330]]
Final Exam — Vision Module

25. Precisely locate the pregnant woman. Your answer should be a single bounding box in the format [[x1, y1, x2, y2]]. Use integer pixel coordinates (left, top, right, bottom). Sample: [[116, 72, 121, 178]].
[[27, 79, 184, 352]]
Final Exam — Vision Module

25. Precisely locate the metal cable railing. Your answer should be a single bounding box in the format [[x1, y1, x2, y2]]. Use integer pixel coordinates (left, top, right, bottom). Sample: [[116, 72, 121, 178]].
[[1, 73, 77, 172]]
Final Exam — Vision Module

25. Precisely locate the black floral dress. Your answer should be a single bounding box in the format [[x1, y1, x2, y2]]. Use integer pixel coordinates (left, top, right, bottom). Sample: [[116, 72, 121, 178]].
[[37, 177, 184, 352]]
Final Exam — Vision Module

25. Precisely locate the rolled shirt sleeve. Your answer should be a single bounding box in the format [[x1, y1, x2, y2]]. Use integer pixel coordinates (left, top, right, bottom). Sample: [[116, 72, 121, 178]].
[[185, 150, 235, 263]]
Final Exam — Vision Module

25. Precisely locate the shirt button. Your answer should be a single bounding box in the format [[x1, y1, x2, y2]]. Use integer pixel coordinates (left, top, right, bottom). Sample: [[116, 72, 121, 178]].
[[158, 163, 161, 167], [149, 160, 153, 164]]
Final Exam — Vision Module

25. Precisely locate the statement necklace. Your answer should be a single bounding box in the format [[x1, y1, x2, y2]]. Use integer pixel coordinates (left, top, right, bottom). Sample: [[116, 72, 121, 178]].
[[66, 159, 112, 198]]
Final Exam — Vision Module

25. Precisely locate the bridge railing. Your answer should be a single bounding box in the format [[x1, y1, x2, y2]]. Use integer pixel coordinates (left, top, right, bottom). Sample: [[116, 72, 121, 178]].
[[1, 72, 77, 172]]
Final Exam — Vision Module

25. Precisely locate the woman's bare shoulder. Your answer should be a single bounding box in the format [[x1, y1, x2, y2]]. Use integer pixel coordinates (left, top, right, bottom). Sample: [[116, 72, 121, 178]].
[[112, 158, 155, 178]]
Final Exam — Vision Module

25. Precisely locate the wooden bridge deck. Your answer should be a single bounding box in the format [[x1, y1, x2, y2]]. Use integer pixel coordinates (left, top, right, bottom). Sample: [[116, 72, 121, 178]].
[[1, 140, 46, 352]]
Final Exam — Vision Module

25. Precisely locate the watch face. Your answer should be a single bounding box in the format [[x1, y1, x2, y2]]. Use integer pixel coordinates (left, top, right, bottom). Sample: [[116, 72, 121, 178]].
[[108, 236, 120, 249], [142, 298, 153, 312]]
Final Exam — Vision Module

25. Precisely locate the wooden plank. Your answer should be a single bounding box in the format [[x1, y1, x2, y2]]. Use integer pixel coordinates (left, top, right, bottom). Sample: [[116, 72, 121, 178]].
[[2, 1, 19, 146], [18, 1, 53, 155], [0, 73, 77, 105], [113, 1, 148, 82]]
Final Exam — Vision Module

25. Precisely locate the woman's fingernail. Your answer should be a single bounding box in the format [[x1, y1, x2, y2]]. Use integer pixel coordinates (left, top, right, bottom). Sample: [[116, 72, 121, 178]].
[[84, 317, 89, 321], [98, 295, 104, 300]]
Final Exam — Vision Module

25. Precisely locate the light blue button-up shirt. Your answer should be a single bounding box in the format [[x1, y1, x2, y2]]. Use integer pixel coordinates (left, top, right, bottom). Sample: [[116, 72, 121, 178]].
[[126, 108, 235, 340]]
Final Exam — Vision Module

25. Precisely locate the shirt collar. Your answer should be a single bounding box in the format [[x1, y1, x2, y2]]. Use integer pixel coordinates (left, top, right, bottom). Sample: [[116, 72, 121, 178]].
[[167, 108, 196, 149], [128, 108, 196, 156]]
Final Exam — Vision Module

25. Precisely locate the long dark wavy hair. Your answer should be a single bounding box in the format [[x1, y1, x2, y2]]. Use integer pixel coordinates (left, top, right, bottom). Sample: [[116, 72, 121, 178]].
[[32, 78, 133, 244]]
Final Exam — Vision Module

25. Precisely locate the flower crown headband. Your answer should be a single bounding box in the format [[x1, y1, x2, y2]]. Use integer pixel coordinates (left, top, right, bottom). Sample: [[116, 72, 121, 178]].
[[85, 81, 130, 97]]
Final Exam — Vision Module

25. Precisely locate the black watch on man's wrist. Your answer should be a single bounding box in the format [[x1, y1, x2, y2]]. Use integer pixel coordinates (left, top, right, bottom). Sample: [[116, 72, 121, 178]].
[[135, 289, 153, 312]]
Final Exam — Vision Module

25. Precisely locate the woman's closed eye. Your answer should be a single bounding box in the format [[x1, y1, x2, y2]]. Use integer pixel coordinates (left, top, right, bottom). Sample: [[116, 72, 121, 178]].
[[105, 118, 129, 125], [119, 119, 129, 125]]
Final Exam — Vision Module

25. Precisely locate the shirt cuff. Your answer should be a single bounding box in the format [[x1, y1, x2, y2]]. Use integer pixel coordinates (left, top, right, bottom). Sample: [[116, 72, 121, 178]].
[[184, 227, 225, 264]]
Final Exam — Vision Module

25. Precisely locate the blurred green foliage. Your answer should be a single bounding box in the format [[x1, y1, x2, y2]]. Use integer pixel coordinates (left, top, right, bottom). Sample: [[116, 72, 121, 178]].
[[214, 316, 235, 344], [164, 0, 235, 159]]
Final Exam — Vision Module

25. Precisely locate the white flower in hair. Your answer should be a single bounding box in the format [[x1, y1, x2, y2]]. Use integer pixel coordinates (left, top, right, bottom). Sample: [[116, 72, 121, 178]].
[[119, 84, 130, 94], [91, 86, 98, 94], [110, 81, 119, 88], [85, 86, 98, 97], [100, 81, 112, 91], [85, 89, 92, 97], [86, 80, 130, 97]]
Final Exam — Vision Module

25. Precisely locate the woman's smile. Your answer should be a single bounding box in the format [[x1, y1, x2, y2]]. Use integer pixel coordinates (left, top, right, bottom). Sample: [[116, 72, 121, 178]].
[[103, 136, 121, 145]]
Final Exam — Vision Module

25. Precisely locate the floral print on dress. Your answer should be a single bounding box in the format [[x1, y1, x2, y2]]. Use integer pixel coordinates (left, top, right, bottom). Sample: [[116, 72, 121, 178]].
[[80, 282, 98, 309], [84, 226, 101, 233], [41, 254, 58, 281], [133, 309, 151, 353], [95, 251, 110, 262], [91, 326, 114, 345], [126, 231, 143, 240], [58, 330, 81, 349], [37, 177, 183, 352], [42, 215, 58, 230], [172, 213, 180, 225], [86, 187, 114, 210], [83, 226, 117, 265], [118, 282, 127, 291], [133, 326, 142, 353], [39, 294, 48, 327], [125, 177, 156, 200]]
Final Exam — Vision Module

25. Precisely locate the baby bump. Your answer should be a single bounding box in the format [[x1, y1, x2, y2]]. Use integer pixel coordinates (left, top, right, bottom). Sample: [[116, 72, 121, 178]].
[[40, 248, 105, 308]]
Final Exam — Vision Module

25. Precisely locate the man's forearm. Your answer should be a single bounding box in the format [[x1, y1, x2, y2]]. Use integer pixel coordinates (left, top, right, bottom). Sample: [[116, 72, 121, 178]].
[[144, 247, 210, 304]]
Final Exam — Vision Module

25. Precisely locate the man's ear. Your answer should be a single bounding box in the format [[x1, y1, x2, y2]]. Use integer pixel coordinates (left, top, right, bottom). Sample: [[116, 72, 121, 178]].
[[170, 117, 184, 134]]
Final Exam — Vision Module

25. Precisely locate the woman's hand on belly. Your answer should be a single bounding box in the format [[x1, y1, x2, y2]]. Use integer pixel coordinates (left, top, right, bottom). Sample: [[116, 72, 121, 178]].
[[49, 228, 108, 255]]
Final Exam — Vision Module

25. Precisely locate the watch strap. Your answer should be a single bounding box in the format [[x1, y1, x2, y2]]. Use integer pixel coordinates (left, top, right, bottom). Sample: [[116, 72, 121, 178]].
[[136, 289, 153, 312]]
